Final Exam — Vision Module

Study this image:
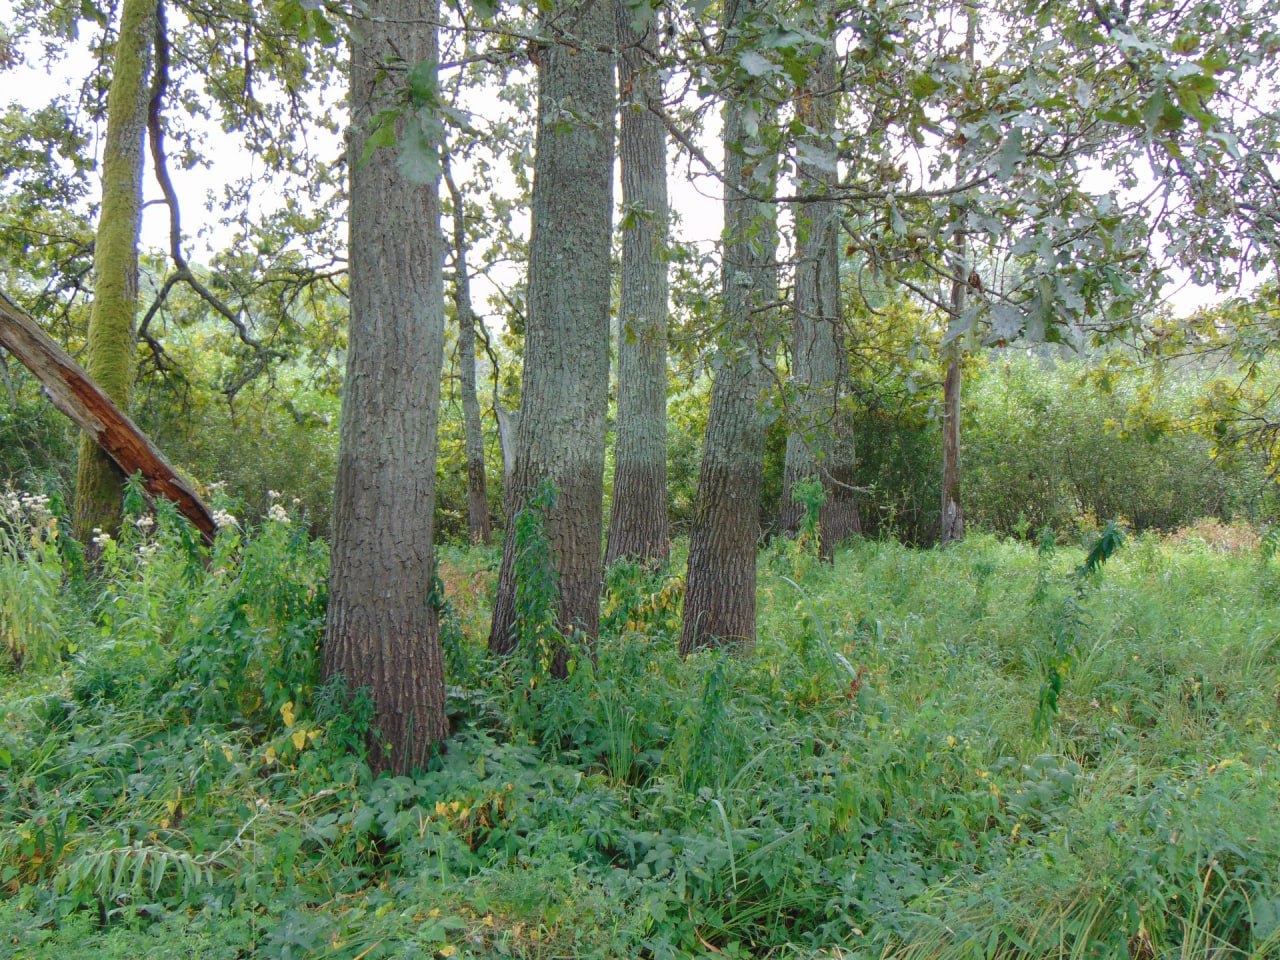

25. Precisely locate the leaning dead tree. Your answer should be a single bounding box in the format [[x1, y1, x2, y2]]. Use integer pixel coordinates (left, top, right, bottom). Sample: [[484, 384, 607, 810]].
[[0, 291, 217, 543]]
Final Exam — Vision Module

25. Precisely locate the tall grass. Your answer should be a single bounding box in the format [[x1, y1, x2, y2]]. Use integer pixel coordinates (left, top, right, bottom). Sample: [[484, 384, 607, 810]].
[[4, 510, 1280, 958]]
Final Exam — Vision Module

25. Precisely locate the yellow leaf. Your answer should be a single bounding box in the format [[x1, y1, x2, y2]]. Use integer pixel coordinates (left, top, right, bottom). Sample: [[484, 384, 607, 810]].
[[281, 701, 296, 728], [291, 729, 307, 751], [439, 946, 458, 958]]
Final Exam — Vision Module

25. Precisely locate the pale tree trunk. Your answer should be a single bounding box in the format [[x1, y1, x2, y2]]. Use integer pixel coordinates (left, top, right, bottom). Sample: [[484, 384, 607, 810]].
[[496, 402, 518, 501], [325, 0, 448, 775], [780, 8, 860, 559], [74, 0, 158, 544], [940, 9, 975, 547], [489, 0, 615, 674], [680, 0, 779, 655], [606, 0, 670, 568], [443, 153, 492, 546], [940, 333, 964, 545]]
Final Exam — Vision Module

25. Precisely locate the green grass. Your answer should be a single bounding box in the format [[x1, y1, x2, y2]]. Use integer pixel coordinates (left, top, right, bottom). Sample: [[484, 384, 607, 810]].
[[4, 508, 1280, 959]]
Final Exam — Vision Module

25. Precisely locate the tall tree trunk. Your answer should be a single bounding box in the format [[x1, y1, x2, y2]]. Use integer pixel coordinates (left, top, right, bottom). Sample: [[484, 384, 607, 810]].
[[605, 0, 670, 568], [780, 7, 860, 559], [74, 0, 158, 544], [940, 335, 963, 544], [489, 0, 615, 674], [940, 9, 975, 547], [324, 0, 448, 775], [443, 152, 492, 546], [680, 0, 779, 655]]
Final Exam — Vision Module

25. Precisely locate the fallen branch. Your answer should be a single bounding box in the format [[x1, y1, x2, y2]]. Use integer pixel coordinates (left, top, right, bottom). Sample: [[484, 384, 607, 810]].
[[0, 291, 217, 544]]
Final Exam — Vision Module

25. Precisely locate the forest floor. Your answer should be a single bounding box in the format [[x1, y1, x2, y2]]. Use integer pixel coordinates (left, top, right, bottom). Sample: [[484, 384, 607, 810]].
[[3, 519, 1280, 959]]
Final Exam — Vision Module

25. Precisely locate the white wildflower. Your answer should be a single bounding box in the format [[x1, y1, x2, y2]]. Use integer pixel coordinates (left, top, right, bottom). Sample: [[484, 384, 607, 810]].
[[268, 503, 291, 525], [91, 527, 112, 547], [212, 509, 238, 529], [267, 489, 281, 501], [135, 514, 155, 531]]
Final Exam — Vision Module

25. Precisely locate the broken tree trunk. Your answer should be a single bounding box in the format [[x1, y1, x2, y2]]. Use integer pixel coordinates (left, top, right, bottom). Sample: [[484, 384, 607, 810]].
[[0, 291, 217, 544]]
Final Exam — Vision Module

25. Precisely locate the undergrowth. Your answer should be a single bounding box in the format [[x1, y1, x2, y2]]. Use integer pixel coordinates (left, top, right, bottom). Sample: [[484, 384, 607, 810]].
[[3, 494, 1280, 959]]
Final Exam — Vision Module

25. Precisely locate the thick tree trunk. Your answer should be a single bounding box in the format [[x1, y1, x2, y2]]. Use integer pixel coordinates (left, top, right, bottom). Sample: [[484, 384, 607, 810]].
[[443, 154, 492, 546], [74, 0, 157, 543], [605, 0, 669, 568], [680, 0, 778, 655], [489, 0, 615, 674], [780, 11, 860, 559], [324, 0, 448, 775], [0, 291, 215, 542]]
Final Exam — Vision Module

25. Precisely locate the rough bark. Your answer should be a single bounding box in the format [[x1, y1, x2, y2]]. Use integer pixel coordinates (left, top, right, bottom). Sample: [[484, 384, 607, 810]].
[[489, 0, 616, 674], [443, 154, 492, 546], [780, 11, 860, 559], [324, 0, 448, 775], [0, 291, 215, 542], [74, 0, 157, 543], [680, 0, 779, 655], [605, 0, 670, 568]]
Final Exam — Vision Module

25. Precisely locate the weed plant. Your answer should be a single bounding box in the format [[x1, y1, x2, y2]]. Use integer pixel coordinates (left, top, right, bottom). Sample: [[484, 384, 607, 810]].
[[3, 499, 1280, 959]]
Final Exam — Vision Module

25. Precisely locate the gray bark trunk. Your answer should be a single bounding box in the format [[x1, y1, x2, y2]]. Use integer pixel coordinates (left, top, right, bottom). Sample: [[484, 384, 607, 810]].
[[606, 0, 670, 568], [325, 0, 448, 775], [780, 13, 860, 559], [443, 154, 492, 546], [680, 0, 779, 655], [489, 0, 616, 674]]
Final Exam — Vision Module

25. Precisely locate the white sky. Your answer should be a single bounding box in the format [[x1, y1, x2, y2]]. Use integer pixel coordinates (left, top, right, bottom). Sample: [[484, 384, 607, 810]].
[[0, 0, 1255, 328]]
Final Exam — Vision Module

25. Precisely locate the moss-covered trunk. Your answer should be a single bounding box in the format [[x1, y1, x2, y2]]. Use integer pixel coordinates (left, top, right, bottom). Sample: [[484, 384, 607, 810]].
[[74, 0, 159, 543]]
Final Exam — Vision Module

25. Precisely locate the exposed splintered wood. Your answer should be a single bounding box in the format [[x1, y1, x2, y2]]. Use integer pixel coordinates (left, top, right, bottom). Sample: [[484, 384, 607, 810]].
[[0, 291, 217, 543]]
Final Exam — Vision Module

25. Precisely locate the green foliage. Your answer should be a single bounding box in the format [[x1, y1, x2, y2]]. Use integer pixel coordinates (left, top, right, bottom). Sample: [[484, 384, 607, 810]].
[[157, 499, 328, 733], [1032, 520, 1125, 740], [842, 348, 1280, 545], [6, 528, 1280, 957], [0, 487, 66, 671], [966, 354, 1276, 537]]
